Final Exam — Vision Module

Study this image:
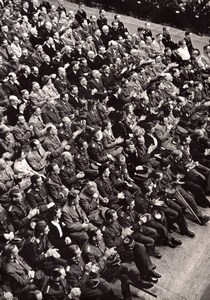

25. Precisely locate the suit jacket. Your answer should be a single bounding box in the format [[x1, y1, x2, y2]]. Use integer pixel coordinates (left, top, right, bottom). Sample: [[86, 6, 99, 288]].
[[3, 80, 20, 97], [26, 148, 48, 172], [62, 203, 87, 233], [68, 94, 83, 109], [3, 255, 32, 292], [26, 183, 51, 212], [42, 106, 61, 126], [56, 100, 74, 119]]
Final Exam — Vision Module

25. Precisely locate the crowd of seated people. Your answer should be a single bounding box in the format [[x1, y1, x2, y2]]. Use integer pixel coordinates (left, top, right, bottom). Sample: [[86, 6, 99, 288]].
[[1, 0, 210, 299]]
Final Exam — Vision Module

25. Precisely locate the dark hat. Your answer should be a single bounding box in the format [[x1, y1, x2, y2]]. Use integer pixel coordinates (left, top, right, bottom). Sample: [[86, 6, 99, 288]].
[[91, 127, 101, 136], [98, 163, 110, 176], [123, 236, 135, 250], [43, 75, 53, 85], [0, 125, 11, 135], [67, 190, 78, 202]]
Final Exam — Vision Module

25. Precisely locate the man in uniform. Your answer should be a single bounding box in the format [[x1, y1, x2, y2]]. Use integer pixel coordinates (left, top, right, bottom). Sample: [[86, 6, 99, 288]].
[[83, 228, 154, 299], [103, 209, 161, 284], [117, 197, 162, 259]]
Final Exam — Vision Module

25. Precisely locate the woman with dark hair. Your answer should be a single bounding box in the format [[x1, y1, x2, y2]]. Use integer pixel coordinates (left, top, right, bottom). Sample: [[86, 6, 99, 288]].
[[48, 206, 72, 258]]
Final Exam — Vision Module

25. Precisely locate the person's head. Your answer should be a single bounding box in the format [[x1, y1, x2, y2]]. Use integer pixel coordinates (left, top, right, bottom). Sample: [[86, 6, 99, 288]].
[[126, 140, 135, 152], [4, 244, 19, 261], [12, 35, 19, 45], [48, 163, 60, 175], [13, 147, 26, 161], [1, 25, 8, 33], [31, 66, 39, 76], [79, 76, 87, 87], [31, 174, 43, 188], [21, 47, 29, 57], [99, 9, 106, 17], [8, 72, 17, 82], [178, 39, 186, 48], [49, 206, 62, 221], [123, 196, 135, 211], [67, 191, 79, 206], [43, 55, 50, 64], [85, 181, 97, 195], [102, 120, 112, 131], [66, 245, 81, 263], [102, 25, 109, 34], [28, 290, 43, 300], [51, 266, 66, 283], [30, 139, 42, 150], [34, 220, 49, 238], [17, 114, 26, 125], [98, 164, 110, 178], [105, 209, 118, 224], [10, 188, 23, 204], [88, 228, 103, 244], [124, 102, 134, 114], [71, 60, 80, 71], [58, 67, 66, 78], [156, 33, 163, 41], [77, 139, 88, 151], [70, 85, 78, 95], [62, 151, 73, 163], [116, 153, 126, 166], [93, 127, 103, 141]]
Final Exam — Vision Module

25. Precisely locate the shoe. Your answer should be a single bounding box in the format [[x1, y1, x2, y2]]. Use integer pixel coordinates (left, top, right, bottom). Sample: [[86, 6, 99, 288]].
[[152, 264, 156, 270], [131, 279, 154, 290], [171, 237, 182, 246], [146, 276, 158, 284], [182, 230, 195, 238], [200, 215, 210, 225], [148, 270, 161, 278], [151, 250, 162, 259], [167, 241, 177, 248]]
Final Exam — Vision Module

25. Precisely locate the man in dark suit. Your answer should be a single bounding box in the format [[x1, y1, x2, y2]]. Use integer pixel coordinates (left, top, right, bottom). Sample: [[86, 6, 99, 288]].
[[3, 244, 37, 298], [68, 85, 84, 111], [3, 73, 20, 97], [92, 29, 104, 51], [89, 70, 107, 99]]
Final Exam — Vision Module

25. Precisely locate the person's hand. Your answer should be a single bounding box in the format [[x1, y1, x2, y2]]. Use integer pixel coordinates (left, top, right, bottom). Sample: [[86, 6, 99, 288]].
[[68, 287, 81, 299], [82, 223, 89, 229], [76, 172, 85, 179], [61, 140, 68, 148], [28, 270, 35, 279], [102, 197, 109, 204], [45, 248, 53, 257], [121, 227, 133, 239], [116, 137, 124, 144], [91, 264, 100, 273], [4, 233, 11, 240], [84, 262, 92, 274], [107, 153, 114, 160], [117, 192, 125, 199], [47, 202, 55, 209], [65, 237, 72, 245], [3, 291, 14, 300], [62, 188, 69, 197], [28, 208, 39, 219], [136, 165, 143, 171]]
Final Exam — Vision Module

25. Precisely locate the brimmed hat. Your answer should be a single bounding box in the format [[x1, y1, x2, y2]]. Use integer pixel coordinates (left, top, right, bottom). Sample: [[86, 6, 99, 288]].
[[43, 75, 53, 85]]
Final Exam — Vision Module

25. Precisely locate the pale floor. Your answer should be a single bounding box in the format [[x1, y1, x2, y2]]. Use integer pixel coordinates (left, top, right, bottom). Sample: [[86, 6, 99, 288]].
[[49, 1, 210, 299]]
